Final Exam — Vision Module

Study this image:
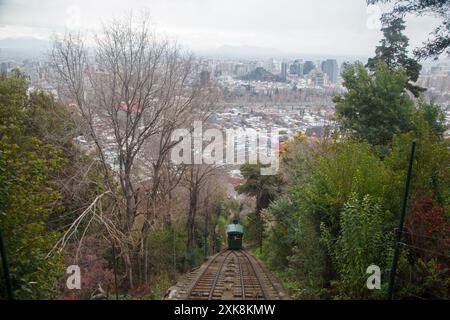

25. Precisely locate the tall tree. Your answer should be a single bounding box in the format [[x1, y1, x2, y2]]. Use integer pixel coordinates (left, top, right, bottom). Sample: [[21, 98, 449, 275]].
[[334, 61, 416, 146], [367, 0, 450, 59], [235, 163, 282, 250], [235, 163, 282, 214], [183, 164, 218, 251], [51, 15, 215, 288], [366, 17, 425, 97]]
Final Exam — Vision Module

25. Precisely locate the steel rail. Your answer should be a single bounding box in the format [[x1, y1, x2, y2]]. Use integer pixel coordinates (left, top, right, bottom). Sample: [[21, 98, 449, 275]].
[[245, 250, 278, 294], [186, 249, 226, 298], [240, 250, 271, 299], [208, 250, 233, 300], [233, 251, 246, 300]]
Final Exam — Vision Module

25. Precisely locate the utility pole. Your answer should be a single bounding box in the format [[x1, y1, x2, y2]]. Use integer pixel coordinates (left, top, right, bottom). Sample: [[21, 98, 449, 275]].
[[388, 140, 416, 300]]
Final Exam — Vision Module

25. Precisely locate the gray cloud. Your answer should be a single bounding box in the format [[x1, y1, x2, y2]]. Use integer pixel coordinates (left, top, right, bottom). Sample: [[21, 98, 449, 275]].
[[0, 0, 442, 56]]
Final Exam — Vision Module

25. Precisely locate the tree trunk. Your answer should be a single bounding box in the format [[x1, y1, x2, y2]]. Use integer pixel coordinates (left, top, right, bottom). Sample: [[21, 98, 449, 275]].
[[187, 188, 198, 250], [142, 221, 150, 284]]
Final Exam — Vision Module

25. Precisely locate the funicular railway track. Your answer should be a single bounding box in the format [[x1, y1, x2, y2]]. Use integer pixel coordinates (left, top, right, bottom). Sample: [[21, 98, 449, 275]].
[[185, 250, 282, 300]]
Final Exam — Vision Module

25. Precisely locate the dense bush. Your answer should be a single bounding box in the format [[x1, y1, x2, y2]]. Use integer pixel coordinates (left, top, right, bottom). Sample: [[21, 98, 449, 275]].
[[0, 74, 66, 299], [261, 131, 449, 299], [321, 194, 393, 299]]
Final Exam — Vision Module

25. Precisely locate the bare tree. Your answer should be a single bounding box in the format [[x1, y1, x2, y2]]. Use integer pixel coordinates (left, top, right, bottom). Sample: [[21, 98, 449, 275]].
[[50, 15, 216, 288], [182, 164, 220, 251]]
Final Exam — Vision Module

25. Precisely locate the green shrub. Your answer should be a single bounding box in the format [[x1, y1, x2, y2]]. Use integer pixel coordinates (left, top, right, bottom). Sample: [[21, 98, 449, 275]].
[[321, 194, 393, 299]]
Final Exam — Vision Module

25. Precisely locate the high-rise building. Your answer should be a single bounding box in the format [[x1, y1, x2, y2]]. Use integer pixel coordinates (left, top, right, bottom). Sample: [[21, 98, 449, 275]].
[[321, 59, 338, 84], [314, 71, 326, 87], [290, 59, 303, 76], [281, 62, 288, 81], [265, 58, 276, 73], [303, 61, 315, 75], [0, 62, 7, 75], [234, 64, 248, 77]]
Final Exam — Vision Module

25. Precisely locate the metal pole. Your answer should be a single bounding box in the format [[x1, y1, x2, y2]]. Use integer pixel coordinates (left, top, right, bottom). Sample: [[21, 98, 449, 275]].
[[112, 243, 119, 300], [388, 140, 416, 300], [0, 228, 14, 300], [259, 215, 263, 255]]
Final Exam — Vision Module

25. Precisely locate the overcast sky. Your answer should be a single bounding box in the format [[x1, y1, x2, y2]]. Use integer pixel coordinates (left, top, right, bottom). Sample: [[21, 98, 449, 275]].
[[0, 0, 442, 57]]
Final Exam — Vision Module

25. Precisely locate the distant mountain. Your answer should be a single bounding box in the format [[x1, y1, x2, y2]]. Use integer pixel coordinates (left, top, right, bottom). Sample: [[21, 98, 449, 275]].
[[0, 37, 50, 50], [197, 45, 285, 60], [0, 37, 50, 62], [196, 45, 370, 64]]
